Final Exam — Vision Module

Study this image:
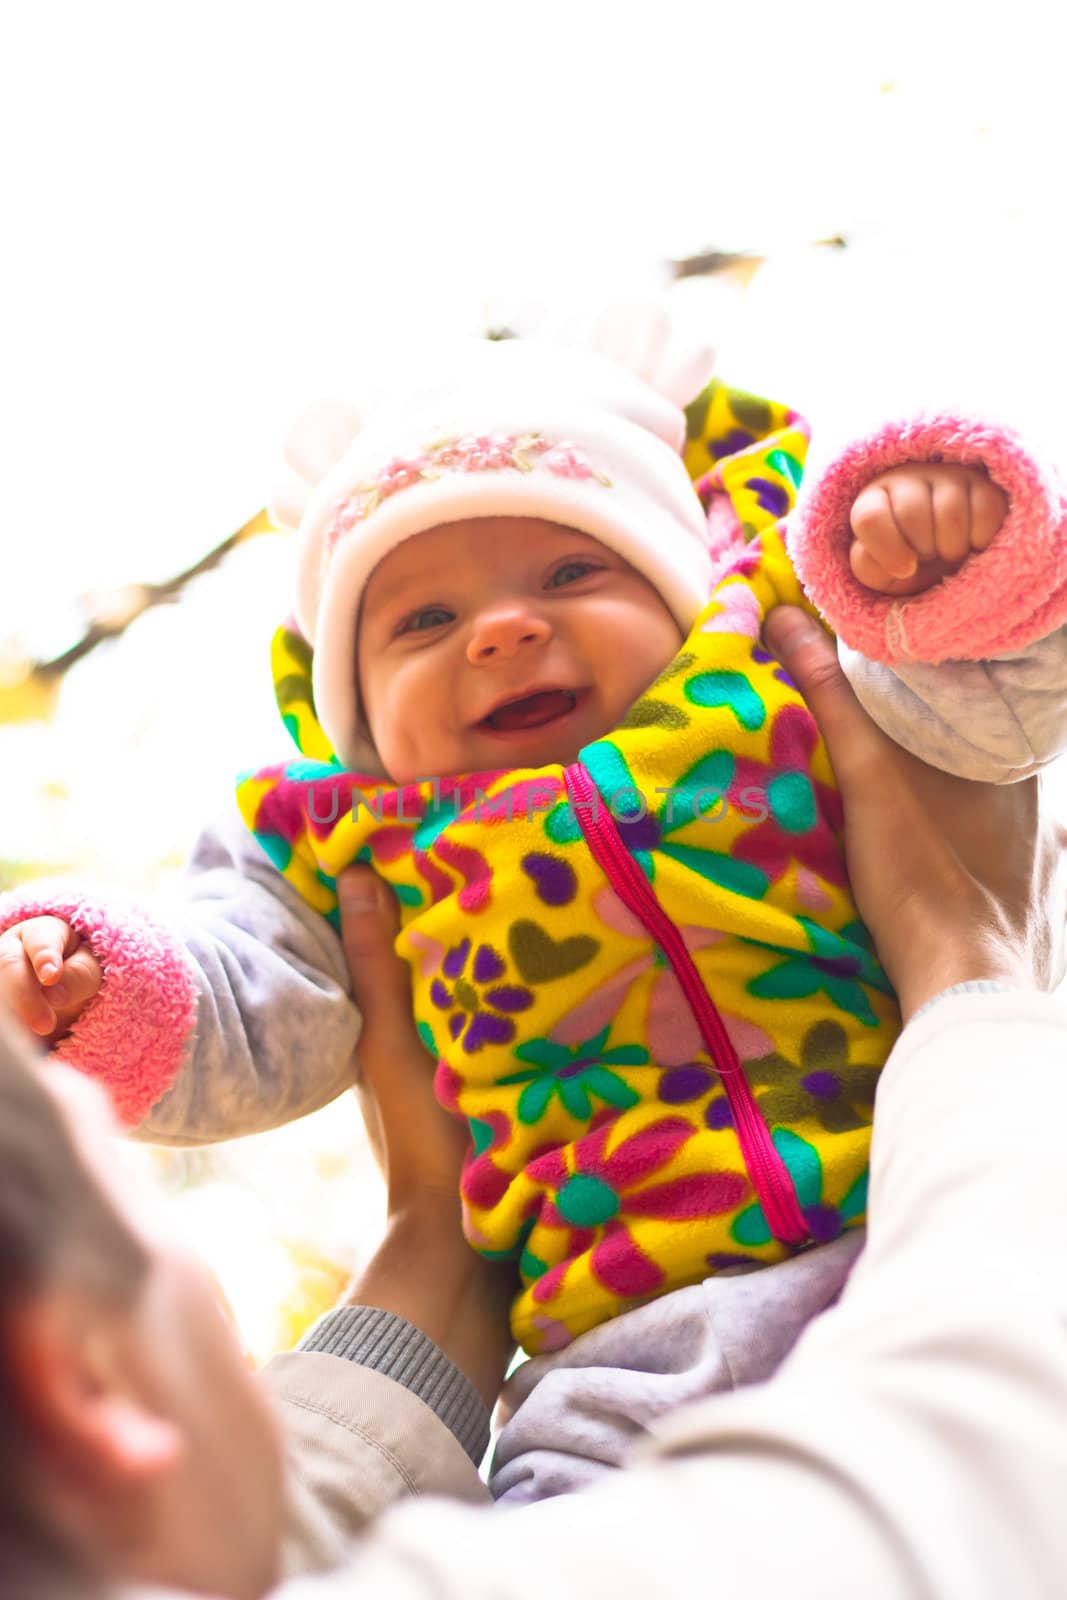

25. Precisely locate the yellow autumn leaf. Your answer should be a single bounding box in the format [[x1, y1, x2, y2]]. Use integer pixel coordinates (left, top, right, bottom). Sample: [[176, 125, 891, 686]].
[[0, 672, 61, 725]]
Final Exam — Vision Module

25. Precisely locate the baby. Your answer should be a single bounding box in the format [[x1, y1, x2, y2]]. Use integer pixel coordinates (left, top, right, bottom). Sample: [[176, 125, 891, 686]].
[[3, 328, 1066, 1362]]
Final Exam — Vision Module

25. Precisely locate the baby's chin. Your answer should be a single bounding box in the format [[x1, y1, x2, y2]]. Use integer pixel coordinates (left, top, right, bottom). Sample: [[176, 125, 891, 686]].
[[380, 696, 624, 783], [466, 720, 613, 775], [387, 730, 597, 785], [440, 740, 582, 780]]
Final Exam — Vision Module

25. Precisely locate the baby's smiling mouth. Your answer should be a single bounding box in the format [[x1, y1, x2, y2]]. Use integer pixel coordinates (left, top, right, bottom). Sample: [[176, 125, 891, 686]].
[[479, 689, 581, 734]]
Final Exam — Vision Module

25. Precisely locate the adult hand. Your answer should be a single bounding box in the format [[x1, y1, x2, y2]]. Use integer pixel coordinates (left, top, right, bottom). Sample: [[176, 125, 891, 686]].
[[763, 606, 1067, 1021], [334, 865, 515, 1406], [336, 867, 467, 1209]]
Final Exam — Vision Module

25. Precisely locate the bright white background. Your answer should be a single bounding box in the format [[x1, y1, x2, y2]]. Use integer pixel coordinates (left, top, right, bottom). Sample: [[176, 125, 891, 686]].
[[2, 1, 1064, 1356]]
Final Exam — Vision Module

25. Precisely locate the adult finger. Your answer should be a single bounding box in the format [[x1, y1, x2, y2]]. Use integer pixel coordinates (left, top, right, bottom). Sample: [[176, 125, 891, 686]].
[[761, 607, 894, 792], [337, 868, 465, 1197], [336, 865, 427, 1103], [337, 867, 408, 1028], [337, 868, 406, 1173]]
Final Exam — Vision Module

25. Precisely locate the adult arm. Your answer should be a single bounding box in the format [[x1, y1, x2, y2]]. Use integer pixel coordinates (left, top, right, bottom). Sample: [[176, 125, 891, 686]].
[[296, 987, 1067, 1600], [265, 867, 515, 1579]]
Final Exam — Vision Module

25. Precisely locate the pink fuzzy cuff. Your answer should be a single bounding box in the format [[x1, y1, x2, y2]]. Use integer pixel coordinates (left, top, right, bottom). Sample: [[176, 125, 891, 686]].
[[0, 886, 197, 1127], [788, 414, 1067, 663]]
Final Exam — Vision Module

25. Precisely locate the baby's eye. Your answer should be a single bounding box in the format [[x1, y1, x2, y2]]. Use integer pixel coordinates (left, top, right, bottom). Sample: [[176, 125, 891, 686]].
[[547, 560, 598, 589], [398, 606, 453, 635]]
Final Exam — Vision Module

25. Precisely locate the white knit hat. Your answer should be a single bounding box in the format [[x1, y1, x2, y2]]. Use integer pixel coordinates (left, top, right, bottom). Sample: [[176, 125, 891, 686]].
[[274, 313, 717, 770]]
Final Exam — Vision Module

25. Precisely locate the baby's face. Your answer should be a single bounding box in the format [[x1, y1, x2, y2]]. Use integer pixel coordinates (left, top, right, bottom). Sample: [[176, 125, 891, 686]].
[[357, 518, 684, 783]]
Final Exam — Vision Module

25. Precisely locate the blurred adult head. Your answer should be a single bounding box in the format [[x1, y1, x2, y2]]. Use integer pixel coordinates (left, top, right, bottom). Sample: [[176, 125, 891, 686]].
[[0, 1019, 286, 1598]]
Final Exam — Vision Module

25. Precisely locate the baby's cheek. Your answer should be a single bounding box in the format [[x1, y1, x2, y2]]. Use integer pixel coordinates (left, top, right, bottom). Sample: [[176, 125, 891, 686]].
[[371, 711, 450, 786], [617, 634, 682, 711]]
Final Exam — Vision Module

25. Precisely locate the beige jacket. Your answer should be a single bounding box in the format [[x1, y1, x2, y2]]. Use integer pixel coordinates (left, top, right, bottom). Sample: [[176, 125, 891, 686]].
[[129, 987, 1067, 1600]]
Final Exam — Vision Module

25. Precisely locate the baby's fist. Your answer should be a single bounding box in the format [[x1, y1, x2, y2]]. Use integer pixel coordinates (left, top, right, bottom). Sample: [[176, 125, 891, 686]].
[[849, 462, 1008, 595], [0, 916, 102, 1041]]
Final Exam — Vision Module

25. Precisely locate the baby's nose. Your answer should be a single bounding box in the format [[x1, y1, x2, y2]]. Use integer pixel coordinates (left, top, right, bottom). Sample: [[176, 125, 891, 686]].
[[467, 607, 551, 663]]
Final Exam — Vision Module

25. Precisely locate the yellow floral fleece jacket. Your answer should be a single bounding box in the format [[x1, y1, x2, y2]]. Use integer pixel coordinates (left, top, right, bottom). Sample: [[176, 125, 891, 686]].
[[238, 382, 900, 1354]]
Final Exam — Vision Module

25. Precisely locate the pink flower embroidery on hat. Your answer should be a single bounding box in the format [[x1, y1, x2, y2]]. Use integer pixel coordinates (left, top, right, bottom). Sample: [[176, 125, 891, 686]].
[[326, 431, 612, 549], [440, 432, 519, 471], [543, 441, 605, 480], [379, 455, 427, 493]]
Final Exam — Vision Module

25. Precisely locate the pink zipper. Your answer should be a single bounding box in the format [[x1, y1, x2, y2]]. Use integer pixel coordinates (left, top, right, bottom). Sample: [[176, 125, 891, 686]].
[[565, 762, 809, 1247]]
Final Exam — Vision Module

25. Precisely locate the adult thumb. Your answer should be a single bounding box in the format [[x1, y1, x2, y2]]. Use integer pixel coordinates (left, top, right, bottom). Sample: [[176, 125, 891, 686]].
[[761, 606, 887, 788], [336, 866, 405, 1015]]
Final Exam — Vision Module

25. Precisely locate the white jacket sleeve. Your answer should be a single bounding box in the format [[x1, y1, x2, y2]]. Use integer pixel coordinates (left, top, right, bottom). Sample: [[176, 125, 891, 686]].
[[266, 988, 1067, 1600]]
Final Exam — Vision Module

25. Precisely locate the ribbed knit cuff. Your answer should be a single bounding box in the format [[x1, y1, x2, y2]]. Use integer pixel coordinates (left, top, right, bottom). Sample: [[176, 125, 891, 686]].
[[909, 980, 1020, 1026], [297, 1306, 490, 1465], [789, 413, 1067, 664], [0, 883, 196, 1127]]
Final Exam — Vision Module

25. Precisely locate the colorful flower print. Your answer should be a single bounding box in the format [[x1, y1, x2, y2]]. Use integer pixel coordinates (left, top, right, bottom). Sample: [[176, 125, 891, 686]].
[[499, 1026, 646, 1124], [546, 741, 770, 904], [552, 886, 772, 1069], [417, 1021, 468, 1121], [520, 851, 579, 908], [727, 701, 846, 889], [719, 545, 762, 580], [429, 937, 534, 1053], [731, 1128, 868, 1247], [346, 791, 467, 911], [750, 640, 794, 689], [746, 917, 893, 1027], [459, 1110, 514, 1218], [525, 1117, 751, 1303], [355, 779, 506, 911], [684, 670, 767, 732], [656, 1062, 734, 1130], [699, 580, 761, 640], [745, 1019, 881, 1134], [746, 476, 792, 519]]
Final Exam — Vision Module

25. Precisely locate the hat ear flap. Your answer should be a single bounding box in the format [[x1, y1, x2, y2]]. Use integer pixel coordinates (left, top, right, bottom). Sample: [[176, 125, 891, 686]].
[[537, 293, 717, 411], [269, 399, 364, 532]]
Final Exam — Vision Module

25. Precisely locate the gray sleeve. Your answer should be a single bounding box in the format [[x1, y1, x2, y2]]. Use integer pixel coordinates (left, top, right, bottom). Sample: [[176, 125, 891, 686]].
[[490, 1231, 862, 1505], [298, 1308, 490, 1466], [134, 796, 362, 1145], [839, 622, 1067, 783]]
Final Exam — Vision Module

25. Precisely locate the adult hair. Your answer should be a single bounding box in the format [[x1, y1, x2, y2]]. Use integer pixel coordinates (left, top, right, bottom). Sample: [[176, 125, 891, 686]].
[[0, 1018, 150, 1591]]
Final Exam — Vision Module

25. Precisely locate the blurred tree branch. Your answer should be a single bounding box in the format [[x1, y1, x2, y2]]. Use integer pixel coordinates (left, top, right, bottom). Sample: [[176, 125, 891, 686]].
[[0, 509, 275, 725], [667, 234, 846, 285], [1, 245, 847, 729]]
